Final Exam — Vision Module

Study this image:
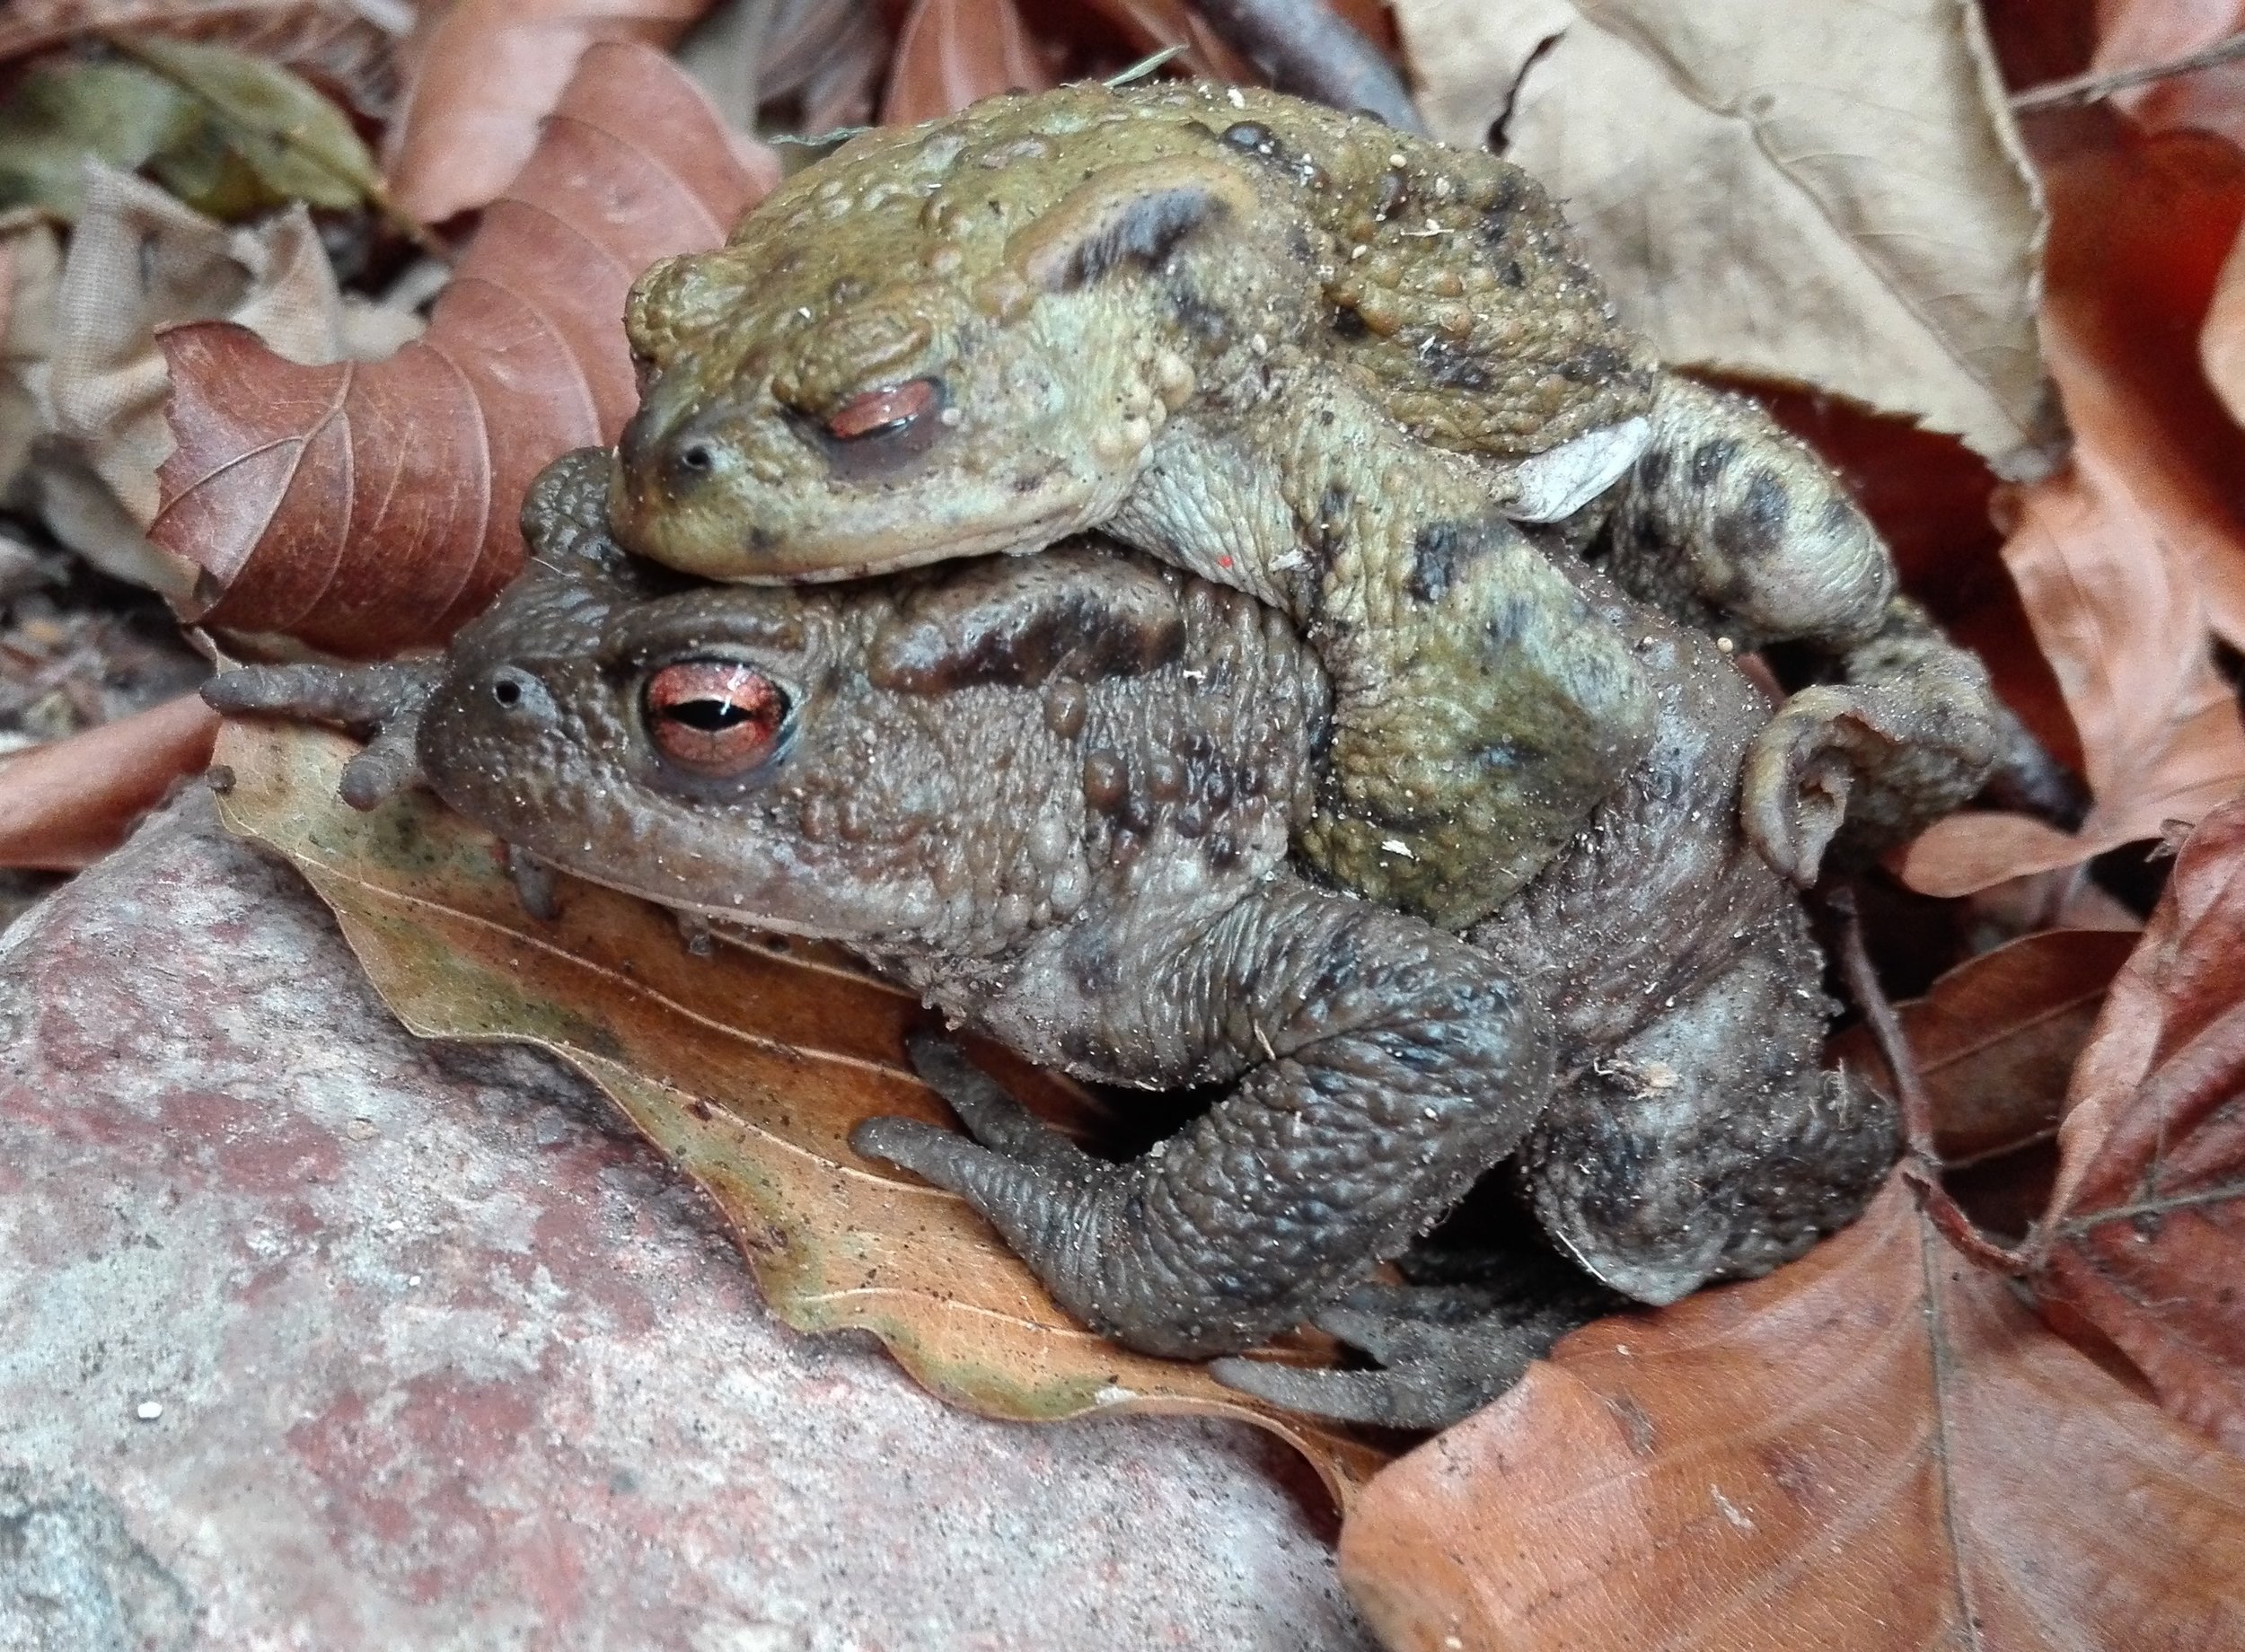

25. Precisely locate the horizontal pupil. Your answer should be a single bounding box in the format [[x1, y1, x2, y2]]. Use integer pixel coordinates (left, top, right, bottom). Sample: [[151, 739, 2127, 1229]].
[[663, 699, 754, 733]]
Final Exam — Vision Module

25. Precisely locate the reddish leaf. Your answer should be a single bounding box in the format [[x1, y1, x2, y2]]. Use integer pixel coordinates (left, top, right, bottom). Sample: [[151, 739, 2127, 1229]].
[[1338, 1176, 2245, 1651], [152, 43, 772, 658], [1900, 119, 2245, 896], [383, 0, 712, 224], [1839, 927, 2140, 1166], [880, 0, 1053, 127], [0, 692, 217, 871], [2029, 792, 2245, 1453]]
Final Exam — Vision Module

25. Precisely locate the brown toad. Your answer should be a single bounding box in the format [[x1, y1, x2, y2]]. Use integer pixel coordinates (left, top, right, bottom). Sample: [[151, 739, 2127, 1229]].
[[609, 80, 2001, 927], [205, 450, 1896, 1428]]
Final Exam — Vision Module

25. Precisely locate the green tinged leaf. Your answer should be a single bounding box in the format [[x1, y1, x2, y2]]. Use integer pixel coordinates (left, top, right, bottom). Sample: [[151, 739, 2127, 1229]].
[[0, 62, 193, 218], [112, 35, 378, 215]]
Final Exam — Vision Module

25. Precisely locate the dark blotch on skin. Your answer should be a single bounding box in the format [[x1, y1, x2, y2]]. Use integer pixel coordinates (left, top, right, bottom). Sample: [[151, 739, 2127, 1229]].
[[1635, 445, 1671, 495], [1818, 495, 1858, 540], [1688, 438, 1739, 488], [1066, 928, 1122, 994], [1333, 305, 1369, 339], [1422, 340, 1492, 391], [1407, 520, 1483, 603], [871, 573, 1184, 692], [1716, 473, 1791, 563]]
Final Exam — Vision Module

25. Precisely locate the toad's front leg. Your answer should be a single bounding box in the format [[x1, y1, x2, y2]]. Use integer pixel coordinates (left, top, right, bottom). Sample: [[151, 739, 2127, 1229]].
[[851, 880, 1556, 1359], [202, 662, 440, 809]]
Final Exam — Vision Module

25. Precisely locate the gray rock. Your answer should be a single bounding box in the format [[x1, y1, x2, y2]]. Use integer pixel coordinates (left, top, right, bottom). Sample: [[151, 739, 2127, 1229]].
[[0, 794, 1370, 1651]]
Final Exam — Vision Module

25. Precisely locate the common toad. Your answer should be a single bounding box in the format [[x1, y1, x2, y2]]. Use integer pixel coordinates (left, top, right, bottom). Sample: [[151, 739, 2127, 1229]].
[[206, 450, 1896, 1427], [609, 81, 2000, 927]]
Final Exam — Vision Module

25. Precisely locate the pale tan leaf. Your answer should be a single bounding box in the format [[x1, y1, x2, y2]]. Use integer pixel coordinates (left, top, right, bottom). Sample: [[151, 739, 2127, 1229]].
[[207, 715, 1388, 1507], [1391, 0, 2055, 473]]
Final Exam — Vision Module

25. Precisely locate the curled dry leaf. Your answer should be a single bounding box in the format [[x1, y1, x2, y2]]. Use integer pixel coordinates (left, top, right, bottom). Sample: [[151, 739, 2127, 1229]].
[[207, 714, 1387, 1507], [2027, 792, 2245, 1454], [881, 0, 1053, 127], [1899, 120, 2245, 896], [0, 692, 218, 871], [383, 0, 711, 224], [1337, 1175, 2245, 1652], [154, 43, 773, 658], [1389, 0, 2055, 474], [27, 164, 415, 600]]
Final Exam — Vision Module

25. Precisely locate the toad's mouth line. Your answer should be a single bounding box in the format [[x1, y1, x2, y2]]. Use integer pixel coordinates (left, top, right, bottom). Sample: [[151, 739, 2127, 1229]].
[[718, 501, 1098, 585]]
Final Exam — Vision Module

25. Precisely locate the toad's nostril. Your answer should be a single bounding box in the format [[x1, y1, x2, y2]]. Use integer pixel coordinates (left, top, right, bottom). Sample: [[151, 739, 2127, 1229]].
[[489, 667, 554, 724], [675, 441, 715, 474]]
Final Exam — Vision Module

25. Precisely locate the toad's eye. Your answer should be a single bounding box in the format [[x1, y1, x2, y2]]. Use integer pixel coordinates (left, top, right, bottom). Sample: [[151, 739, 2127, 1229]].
[[643, 661, 793, 777], [826, 378, 941, 442]]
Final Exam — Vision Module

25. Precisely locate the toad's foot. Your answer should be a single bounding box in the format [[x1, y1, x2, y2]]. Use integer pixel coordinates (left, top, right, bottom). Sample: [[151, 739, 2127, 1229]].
[[1742, 599, 2002, 886], [202, 662, 440, 810], [857, 883, 1556, 1361], [1211, 1274, 1614, 1430]]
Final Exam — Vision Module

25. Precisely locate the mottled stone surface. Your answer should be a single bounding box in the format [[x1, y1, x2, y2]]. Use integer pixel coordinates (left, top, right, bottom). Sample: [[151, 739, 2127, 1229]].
[[0, 795, 1369, 1651]]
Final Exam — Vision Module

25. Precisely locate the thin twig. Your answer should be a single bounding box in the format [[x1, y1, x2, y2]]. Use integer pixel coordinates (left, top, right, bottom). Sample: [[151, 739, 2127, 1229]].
[[1826, 888, 2027, 1276], [1188, 0, 1425, 134], [2012, 30, 2245, 111]]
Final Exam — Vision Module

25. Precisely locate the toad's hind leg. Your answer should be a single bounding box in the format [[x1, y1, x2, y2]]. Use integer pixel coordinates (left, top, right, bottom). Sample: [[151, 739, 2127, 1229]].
[[1520, 906, 1897, 1304], [850, 880, 1557, 1360]]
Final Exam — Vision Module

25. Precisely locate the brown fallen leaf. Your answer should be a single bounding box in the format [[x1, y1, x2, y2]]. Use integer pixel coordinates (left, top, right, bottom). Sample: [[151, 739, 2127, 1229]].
[[880, 0, 1053, 126], [0, 691, 217, 870], [2027, 791, 2245, 1454], [1389, 0, 2055, 473], [383, 0, 712, 225], [207, 713, 1388, 1507], [1336, 1176, 2245, 1651], [154, 42, 772, 658], [1837, 927, 2138, 1166], [1899, 120, 2245, 896]]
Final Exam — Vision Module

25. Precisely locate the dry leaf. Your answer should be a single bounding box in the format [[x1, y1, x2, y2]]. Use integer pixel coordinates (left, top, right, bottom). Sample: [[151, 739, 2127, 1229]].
[[1899, 122, 2245, 896], [0, 214, 62, 498], [0, 691, 217, 870], [1337, 1175, 2245, 1651], [112, 32, 381, 219], [154, 42, 772, 657], [204, 713, 1387, 1506], [25, 164, 413, 600], [0, 2, 407, 121], [1838, 927, 2139, 1167], [2027, 792, 2245, 1454], [2203, 214, 2245, 434], [2089, 0, 2245, 152], [383, 0, 710, 224], [881, 0, 1053, 127], [1390, 0, 2054, 474]]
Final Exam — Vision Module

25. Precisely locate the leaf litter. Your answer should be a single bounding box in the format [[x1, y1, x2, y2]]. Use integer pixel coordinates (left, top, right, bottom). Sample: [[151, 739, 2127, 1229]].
[[8, 0, 2245, 1642]]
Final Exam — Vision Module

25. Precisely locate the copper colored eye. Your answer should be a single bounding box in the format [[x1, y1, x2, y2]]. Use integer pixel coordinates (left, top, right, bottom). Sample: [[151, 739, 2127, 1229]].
[[644, 661, 791, 776], [826, 378, 939, 442]]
